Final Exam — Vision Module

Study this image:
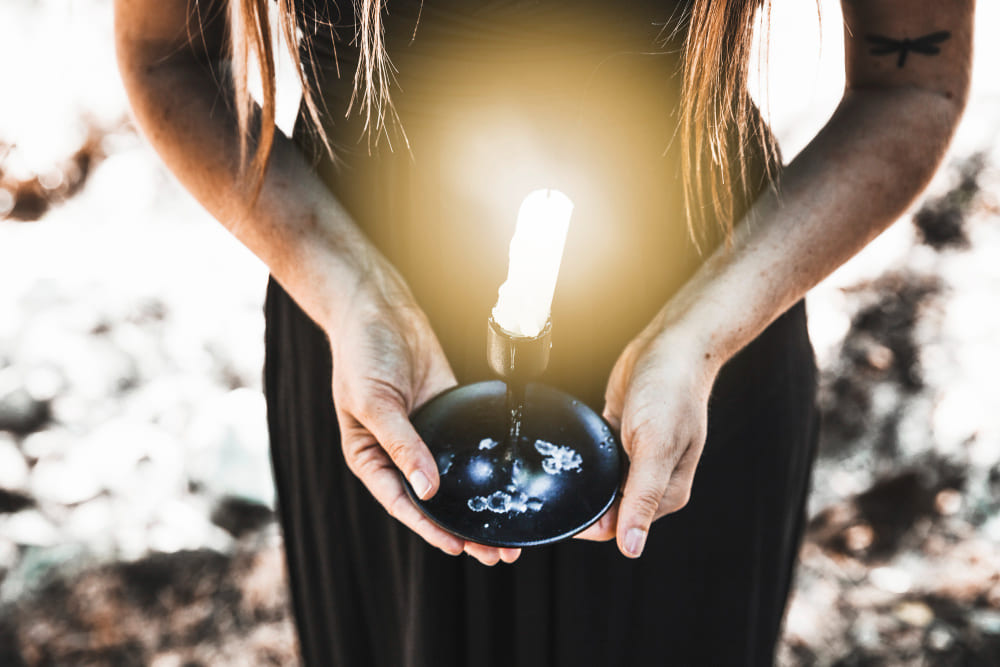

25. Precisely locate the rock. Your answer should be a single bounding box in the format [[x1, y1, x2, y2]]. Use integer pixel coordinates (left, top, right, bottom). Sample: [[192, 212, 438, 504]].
[[0, 510, 61, 547], [62, 496, 116, 553], [186, 388, 274, 508], [150, 652, 184, 667], [969, 609, 1000, 635], [210, 495, 274, 539], [851, 611, 883, 649], [926, 623, 955, 651], [26, 333, 140, 401], [911, 154, 984, 251], [934, 488, 963, 516], [893, 600, 934, 628], [0, 489, 34, 514], [0, 385, 49, 434], [147, 498, 233, 555], [0, 434, 29, 491], [0, 543, 87, 605], [22, 365, 66, 403], [30, 456, 102, 505], [75, 418, 186, 501], [20, 428, 72, 461], [843, 523, 875, 552], [869, 566, 913, 594], [0, 538, 19, 572]]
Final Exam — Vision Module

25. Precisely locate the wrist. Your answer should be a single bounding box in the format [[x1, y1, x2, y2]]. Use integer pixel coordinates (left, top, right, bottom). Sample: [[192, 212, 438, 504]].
[[306, 230, 418, 343], [646, 317, 724, 381], [267, 205, 377, 335], [645, 294, 735, 379]]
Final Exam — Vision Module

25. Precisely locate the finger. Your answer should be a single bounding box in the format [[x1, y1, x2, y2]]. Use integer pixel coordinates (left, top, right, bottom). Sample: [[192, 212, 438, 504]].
[[573, 500, 618, 541], [656, 442, 700, 517], [602, 381, 625, 434], [498, 547, 522, 563], [463, 542, 502, 566], [347, 441, 465, 556], [359, 400, 440, 501], [603, 340, 643, 433], [601, 408, 622, 434], [616, 437, 681, 558]]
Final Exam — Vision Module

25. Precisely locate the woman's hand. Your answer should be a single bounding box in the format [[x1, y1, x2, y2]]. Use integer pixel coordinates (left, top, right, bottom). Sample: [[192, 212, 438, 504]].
[[328, 258, 521, 566], [575, 317, 720, 558], [113, 0, 523, 567]]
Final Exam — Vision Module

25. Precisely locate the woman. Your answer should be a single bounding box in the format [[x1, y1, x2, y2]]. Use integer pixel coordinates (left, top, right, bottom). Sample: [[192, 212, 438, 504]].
[[114, 0, 973, 664]]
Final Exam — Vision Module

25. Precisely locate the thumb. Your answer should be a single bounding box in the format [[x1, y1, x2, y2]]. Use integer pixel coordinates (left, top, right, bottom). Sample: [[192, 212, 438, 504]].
[[360, 397, 440, 501], [616, 434, 675, 558]]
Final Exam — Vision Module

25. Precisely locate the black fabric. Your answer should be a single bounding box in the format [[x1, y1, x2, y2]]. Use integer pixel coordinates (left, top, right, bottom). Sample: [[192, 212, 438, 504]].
[[264, 2, 821, 665]]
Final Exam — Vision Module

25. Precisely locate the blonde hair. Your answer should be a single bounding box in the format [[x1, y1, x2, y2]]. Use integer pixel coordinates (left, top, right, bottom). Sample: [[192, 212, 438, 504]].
[[228, 0, 779, 246], [679, 0, 780, 247]]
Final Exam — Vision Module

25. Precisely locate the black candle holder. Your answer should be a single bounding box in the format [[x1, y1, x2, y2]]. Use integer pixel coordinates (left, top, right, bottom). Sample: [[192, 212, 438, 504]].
[[402, 316, 623, 547]]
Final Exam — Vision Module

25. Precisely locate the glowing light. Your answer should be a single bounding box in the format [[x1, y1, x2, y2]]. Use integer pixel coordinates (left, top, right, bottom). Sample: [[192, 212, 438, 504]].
[[492, 188, 572, 337]]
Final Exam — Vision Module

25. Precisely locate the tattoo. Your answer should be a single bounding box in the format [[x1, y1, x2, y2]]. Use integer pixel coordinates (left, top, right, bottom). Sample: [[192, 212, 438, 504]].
[[866, 31, 951, 68]]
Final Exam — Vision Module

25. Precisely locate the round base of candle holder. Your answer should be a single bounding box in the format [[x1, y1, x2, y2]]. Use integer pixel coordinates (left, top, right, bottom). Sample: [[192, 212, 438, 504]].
[[402, 380, 623, 548]]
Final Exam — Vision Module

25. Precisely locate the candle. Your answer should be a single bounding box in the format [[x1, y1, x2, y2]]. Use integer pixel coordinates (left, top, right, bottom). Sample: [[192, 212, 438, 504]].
[[492, 188, 573, 338]]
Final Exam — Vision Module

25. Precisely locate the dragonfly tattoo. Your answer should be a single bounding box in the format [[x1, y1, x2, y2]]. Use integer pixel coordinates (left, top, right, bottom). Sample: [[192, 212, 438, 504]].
[[866, 31, 951, 68]]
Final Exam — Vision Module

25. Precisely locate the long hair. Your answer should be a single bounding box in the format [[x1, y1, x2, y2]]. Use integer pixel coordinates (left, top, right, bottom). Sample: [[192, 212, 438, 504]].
[[227, 0, 779, 247]]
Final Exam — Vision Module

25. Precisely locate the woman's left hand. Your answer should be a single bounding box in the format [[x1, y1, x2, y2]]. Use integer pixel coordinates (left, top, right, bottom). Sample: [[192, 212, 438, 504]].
[[574, 318, 721, 558]]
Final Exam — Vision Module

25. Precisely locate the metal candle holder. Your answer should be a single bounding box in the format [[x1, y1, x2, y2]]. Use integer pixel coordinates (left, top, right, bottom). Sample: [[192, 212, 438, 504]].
[[402, 315, 624, 548]]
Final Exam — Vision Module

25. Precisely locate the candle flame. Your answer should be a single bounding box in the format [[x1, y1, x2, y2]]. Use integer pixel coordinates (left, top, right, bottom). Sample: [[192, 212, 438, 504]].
[[492, 188, 573, 337]]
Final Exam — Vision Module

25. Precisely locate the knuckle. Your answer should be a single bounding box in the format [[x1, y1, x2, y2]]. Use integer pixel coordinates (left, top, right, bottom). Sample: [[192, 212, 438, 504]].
[[687, 418, 708, 447], [670, 491, 692, 513], [356, 382, 405, 420], [382, 437, 411, 465], [630, 437, 674, 473], [343, 454, 362, 478], [412, 515, 438, 543], [387, 491, 409, 522], [465, 545, 500, 566], [623, 413, 666, 452], [629, 487, 664, 519], [355, 394, 385, 423], [689, 431, 706, 454], [665, 484, 692, 514], [346, 447, 378, 479]]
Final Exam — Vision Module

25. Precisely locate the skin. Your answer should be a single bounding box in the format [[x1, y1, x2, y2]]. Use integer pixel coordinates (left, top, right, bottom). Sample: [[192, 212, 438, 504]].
[[574, 0, 975, 556], [113, 0, 974, 565]]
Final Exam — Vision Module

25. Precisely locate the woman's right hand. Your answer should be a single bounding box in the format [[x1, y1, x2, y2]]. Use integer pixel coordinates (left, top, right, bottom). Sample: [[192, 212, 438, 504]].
[[327, 257, 521, 566], [112, 0, 515, 565]]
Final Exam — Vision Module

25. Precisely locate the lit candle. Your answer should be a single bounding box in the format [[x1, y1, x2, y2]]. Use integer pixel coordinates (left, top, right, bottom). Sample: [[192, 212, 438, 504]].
[[492, 188, 573, 337]]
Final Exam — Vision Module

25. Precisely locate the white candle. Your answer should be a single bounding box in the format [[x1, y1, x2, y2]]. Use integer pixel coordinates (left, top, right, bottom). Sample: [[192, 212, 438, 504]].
[[492, 188, 573, 337]]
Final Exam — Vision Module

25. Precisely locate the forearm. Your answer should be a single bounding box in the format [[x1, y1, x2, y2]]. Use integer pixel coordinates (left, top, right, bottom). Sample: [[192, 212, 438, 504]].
[[115, 36, 376, 331], [659, 86, 964, 366]]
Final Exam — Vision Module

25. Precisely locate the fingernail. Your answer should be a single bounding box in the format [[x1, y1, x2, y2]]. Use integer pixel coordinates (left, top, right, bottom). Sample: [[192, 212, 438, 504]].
[[624, 527, 647, 558], [409, 470, 432, 498]]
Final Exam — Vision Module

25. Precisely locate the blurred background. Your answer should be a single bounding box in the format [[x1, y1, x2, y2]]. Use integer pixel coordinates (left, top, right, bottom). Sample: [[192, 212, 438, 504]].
[[0, 0, 998, 664]]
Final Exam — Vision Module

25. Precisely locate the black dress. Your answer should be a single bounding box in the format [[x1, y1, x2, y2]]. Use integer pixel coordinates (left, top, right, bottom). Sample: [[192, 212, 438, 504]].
[[264, 1, 821, 665]]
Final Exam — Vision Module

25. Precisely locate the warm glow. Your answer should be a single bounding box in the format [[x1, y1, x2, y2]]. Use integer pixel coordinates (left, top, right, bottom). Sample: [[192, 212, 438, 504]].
[[492, 188, 573, 337]]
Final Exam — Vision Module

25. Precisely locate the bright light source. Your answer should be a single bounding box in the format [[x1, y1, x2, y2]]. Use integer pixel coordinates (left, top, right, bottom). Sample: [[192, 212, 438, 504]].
[[492, 188, 573, 337]]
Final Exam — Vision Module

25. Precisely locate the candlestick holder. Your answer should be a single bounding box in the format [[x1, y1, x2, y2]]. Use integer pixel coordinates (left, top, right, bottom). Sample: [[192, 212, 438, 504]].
[[402, 316, 623, 548]]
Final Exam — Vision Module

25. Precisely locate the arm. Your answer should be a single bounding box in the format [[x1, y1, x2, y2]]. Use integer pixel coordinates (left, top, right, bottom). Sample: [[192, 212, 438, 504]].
[[579, 0, 974, 557], [114, 0, 518, 564]]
